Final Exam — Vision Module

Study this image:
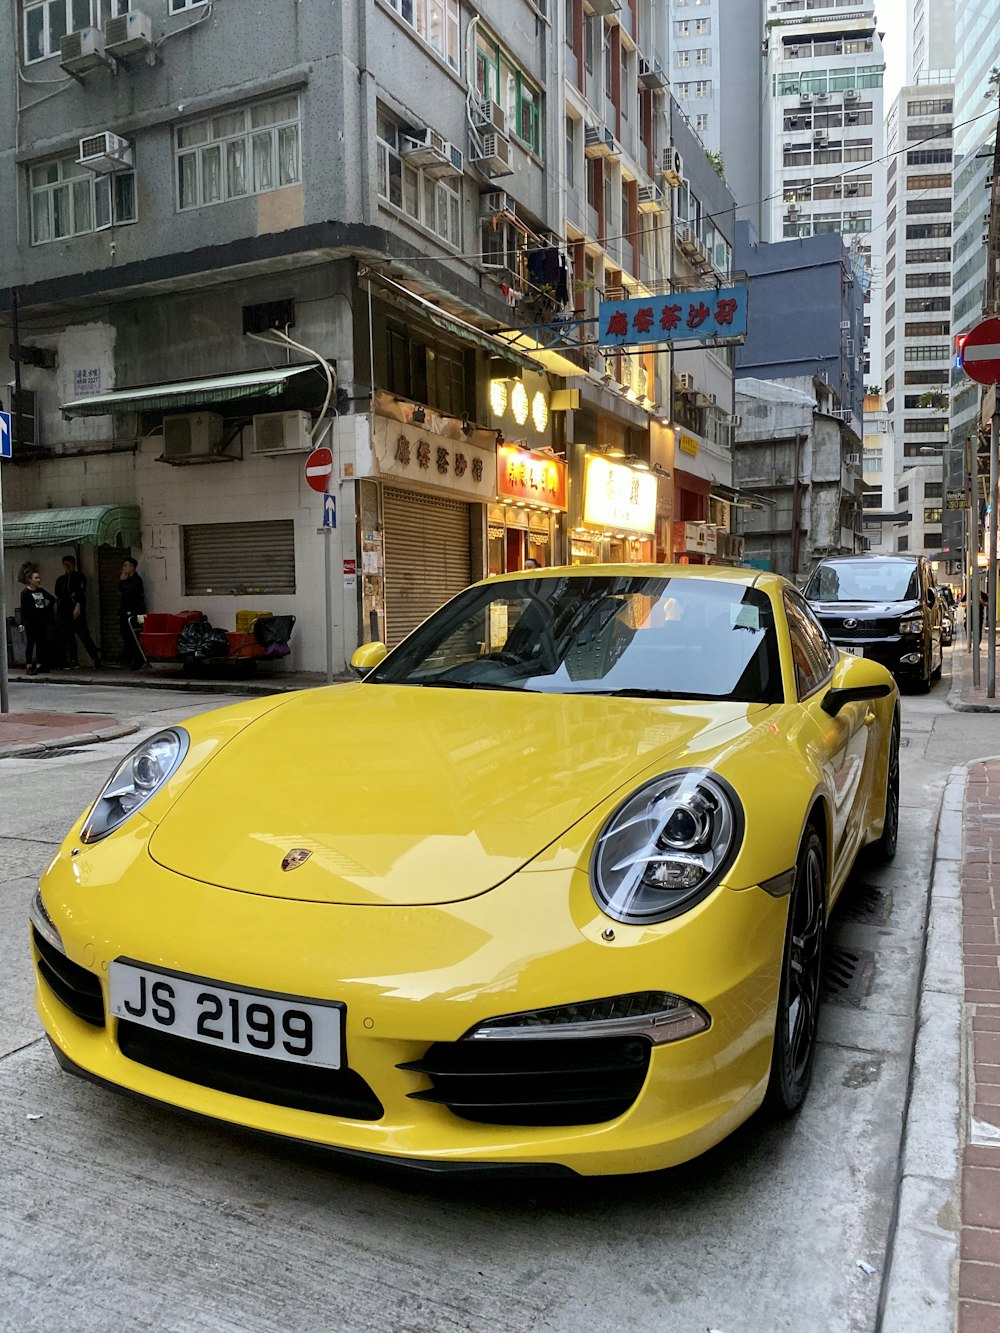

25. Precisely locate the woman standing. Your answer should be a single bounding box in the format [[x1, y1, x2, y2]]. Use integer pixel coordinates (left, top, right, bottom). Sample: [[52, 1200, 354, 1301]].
[[19, 568, 58, 675]]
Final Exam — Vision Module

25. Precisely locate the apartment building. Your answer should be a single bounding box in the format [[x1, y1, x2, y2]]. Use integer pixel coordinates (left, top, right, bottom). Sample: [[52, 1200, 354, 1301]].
[[760, 0, 887, 386], [883, 82, 954, 563], [2, 0, 721, 672]]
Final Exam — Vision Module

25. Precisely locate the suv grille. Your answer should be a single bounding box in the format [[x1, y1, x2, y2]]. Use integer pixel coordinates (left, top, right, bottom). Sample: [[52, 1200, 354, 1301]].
[[399, 1035, 650, 1127], [819, 617, 898, 639], [33, 927, 105, 1027], [117, 1023, 384, 1120]]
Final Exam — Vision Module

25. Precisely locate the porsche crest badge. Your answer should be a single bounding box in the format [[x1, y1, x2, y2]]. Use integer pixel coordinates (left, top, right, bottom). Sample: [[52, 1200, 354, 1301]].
[[281, 849, 312, 872]]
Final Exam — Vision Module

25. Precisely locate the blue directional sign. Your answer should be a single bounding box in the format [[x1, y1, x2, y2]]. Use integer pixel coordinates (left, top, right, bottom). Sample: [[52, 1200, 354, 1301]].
[[599, 283, 748, 349], [323, 492, 337, 529], [0, 411, 11, 460]]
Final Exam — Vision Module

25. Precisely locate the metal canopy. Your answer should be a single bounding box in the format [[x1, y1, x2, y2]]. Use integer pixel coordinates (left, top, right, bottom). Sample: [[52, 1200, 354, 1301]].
[[60, 366, 313, 419], [2, 505, 142, 549]]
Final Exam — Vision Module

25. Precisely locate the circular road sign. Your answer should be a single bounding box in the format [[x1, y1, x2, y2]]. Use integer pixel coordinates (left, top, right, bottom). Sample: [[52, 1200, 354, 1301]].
[[960, 317, 1000, 386], [304, 445, 333, 493]]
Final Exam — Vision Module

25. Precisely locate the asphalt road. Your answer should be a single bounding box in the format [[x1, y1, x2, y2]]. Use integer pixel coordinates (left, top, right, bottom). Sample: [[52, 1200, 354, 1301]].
[[0, 667, 994, 1333]]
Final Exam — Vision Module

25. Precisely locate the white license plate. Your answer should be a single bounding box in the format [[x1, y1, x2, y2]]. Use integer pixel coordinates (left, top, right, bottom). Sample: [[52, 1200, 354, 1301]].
[[843, 646, 865, 657], [109, 961, 343, 1069]]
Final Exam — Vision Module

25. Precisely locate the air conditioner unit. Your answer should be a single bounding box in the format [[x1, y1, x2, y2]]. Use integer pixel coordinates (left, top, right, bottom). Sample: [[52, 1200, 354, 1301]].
[[104, 10, 153, 56], [425, 142, 464, 179], [77, 131, 133, 173], [847, 210, 860, 219], [584, 125, 616, 158], [251, 410, 312, 456], [480, 190, 512, 216], [846, 112, 859, 124], [787, 47, 801, 58], [402, 128, 449, 168], [846, 452, 861, 464], [474, 100, 507, 137], [473, 132, 513, 177], [729, 413, 742, 428], [785, 206, 800, 219], [817, 92, 830, 102], [844, 88, 860, 102], [638, 57, 668, 90], [678, 226, 698, 254], [59, 27, 106, 74], [814, 131, 828, 144], [660, 146, 684, 188], [163, 413, 224, 460], [637, 184, 663, 212], [799, 93, 813, 106], [676, 373, 695, 391], [845, 182, 859, 196]]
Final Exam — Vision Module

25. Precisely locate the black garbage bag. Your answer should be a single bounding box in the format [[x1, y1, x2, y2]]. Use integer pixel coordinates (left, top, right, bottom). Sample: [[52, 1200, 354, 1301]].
[[177, 617, 230, 659], [250, 615, 294, 657]]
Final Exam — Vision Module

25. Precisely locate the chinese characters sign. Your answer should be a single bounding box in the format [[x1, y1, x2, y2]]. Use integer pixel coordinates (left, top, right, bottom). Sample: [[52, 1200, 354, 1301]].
[[73, 368, 102, 396], [598, 285, 747, 349], [583, 455, 657, 536], [497, 444, 567, 510], [372, 416, 494, 502]]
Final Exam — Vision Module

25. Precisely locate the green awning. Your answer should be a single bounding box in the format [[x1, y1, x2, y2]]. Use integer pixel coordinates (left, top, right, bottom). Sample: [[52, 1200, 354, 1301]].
[[60, 366, 313, 418], [2, 505, 141, 549]]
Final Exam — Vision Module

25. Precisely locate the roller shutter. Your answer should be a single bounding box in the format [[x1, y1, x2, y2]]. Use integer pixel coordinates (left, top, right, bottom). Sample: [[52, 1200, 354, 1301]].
[[383, 488, 473, 645], [182, 520, 296, 596]]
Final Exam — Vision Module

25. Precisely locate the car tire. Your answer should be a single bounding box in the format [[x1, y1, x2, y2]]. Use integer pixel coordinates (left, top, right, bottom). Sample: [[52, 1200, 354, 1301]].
[[763, 826, 825, 1117], [871, 715, 900, 862]]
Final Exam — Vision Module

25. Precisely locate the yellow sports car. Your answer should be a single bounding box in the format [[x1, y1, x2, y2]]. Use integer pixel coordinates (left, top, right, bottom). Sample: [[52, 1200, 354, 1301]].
[[31, 566, 899, 1176]]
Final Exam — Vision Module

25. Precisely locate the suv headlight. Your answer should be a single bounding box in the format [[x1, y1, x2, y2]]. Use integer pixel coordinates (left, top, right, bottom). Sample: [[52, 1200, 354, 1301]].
[[899, 616, 923, 635], [81, 728, 189, 843], [590, 770, 744, 925]]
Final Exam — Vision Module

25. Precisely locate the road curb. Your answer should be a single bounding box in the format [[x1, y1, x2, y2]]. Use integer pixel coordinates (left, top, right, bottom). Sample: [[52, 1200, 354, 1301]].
[[878, 764, 966, 1332], [0, 721, 140, 759]]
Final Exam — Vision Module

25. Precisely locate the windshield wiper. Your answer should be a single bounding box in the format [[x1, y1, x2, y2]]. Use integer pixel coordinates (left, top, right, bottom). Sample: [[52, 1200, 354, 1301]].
[[416, 679, 539, 692]]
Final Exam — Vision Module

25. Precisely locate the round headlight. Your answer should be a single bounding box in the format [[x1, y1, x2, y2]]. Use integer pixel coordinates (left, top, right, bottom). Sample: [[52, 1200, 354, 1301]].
[[81, 728, 189, 843], [899, 617, 923, 635], [590, 770, 744, 925]]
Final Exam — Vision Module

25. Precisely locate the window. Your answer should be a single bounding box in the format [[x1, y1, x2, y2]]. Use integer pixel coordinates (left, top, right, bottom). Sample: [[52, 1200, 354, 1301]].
[[907, 98, 953, 116], [695, 80, 711, 97], [176, 95, 300, 211], [906, 246, 950, 264], [904, 322, 949, 338], [585, 14, 594, 71], [384, 0, 460, 69], [905, 222, 950, 239], [905, 370, 948, 385], [904, 345, 949, 361], [784, 591, 835, 699], [182, 520, 296, 596], [476, 34, 543, 155], [906, 173, 950, 191], [377, 113, 461, 248], [924, 508, 943, 524], [23, 0, 95, 62], [565, 115, 576, 189], [864, 452, 882, 473], [675, 20, 690, 36], [676, 50, 690, 67], [923, 531, 941, 549], [907, 148, 951, 166], [904, 417, 947, 432], [695, 114, 709, 132], [696, 18, 710, 33], [30, 154, 136, 244], [897, 536, 909, 552], [676, 82, 691, 99], [905, 297, 949, 312], [898, 486, 909, 503], [694, 48, 711, 66], [905, 271, 950, 288], [925, 482, 943, 497]]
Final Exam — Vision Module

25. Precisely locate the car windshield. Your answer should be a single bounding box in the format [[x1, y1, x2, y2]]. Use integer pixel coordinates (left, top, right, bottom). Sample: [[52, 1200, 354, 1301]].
[[366, 575, 783, 703], [804, 560, 919, 604]]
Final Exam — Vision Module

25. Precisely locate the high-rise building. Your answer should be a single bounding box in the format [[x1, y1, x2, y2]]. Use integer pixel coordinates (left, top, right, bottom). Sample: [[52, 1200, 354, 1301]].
[[906, 0, 956, 86], [760, 0, 887, 386], [668, 0, 722, 152], [883, 83, 954, 560], [944, 0, 1000, 581]]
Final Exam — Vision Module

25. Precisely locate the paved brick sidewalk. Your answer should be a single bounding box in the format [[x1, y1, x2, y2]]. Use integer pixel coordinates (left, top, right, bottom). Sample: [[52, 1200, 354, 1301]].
[[961, 760, 1000, 1332], [0, 710, 136, 757]]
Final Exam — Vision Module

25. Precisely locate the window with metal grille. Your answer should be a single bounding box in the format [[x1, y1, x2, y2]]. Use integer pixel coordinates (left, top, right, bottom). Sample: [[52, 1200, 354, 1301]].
[[182, 520, 296, 596]]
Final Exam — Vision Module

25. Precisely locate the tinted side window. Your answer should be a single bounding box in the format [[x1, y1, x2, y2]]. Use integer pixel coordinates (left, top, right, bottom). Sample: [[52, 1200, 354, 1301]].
[[784, 592, 835, 699]]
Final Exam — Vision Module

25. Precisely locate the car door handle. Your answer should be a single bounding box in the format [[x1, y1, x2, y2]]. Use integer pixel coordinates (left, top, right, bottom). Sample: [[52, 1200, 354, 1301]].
[[864, 710, 877, 727]]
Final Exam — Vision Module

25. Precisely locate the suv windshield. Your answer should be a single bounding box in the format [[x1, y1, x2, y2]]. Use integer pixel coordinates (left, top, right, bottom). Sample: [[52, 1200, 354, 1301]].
[[804, 560, 919, 604], [366, 575, 783, 703]]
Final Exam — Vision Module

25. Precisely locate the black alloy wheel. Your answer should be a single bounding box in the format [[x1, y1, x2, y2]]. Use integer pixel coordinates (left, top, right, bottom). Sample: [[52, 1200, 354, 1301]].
[[872, 716, 900, 862], [764, 827, 825, 1116]]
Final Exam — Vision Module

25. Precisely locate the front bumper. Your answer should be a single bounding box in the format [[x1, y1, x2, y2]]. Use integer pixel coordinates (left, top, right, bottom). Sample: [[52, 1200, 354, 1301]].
[[33, 831, 788, 1177], [828, 634, 925, 679]]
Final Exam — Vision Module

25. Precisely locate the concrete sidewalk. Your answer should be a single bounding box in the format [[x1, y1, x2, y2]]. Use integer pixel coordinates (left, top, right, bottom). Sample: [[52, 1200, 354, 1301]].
[[5, 661, 348, 696], [0, 708, 138, 757]]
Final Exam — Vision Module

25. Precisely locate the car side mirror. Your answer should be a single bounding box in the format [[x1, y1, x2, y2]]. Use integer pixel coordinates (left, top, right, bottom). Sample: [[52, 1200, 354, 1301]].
[[350, 641, 388, 676], [821, 683, 892, 716], [926, 588, 936, 607], [821, 654, 894, 716]]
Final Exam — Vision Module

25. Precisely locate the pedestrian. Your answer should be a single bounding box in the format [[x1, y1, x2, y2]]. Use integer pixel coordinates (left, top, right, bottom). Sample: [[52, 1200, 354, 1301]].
[[524, 557, 542, 570], [978, 585, 989, 647], [55, 554, 103, 669], [118, 557, 147, 669], [19, 567, 58, 676]]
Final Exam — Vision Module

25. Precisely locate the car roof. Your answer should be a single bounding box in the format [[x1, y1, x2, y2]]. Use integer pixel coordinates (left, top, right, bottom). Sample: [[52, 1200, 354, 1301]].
[[812, 554, 919, 565], [485, 563, 786, 591]]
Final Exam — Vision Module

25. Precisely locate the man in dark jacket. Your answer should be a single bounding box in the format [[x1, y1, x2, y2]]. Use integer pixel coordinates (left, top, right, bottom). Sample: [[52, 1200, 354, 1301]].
[[54, 554, 103, 669], [118, 557, 147, 669]]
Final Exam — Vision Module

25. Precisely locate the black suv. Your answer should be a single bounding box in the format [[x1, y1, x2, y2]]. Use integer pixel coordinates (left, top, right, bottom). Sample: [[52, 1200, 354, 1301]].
[[803, 553, 943, 691]]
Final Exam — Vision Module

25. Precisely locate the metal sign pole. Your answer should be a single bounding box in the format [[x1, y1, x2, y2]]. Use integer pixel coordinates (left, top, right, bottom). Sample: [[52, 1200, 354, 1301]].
[[323, 526, 334, 686], [990, 410, 999, 697], [0, 459, 9, 714], [971, 435, 981, 687]]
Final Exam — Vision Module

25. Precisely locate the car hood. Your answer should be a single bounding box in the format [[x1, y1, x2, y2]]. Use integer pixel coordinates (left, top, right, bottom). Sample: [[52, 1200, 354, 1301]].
[[148, 684, 764, 906], [809, 599, 917, 619]]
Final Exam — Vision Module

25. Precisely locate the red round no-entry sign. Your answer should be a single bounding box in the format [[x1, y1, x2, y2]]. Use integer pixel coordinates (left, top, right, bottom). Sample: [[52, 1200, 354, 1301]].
[[960, 317, 1000, 385], [304, 445, 333, 493]]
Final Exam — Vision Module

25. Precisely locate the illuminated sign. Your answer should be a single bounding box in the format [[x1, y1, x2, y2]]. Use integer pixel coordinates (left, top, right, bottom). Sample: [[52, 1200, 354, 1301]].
[[531, 391, 548, 433], [583, 455, 657, 535], [678, 432, 699, 457], [490, 380, 508, 416], [510, 381, 529, 426], [599, 284, 748, 350], [497, 444, 568, 509]]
